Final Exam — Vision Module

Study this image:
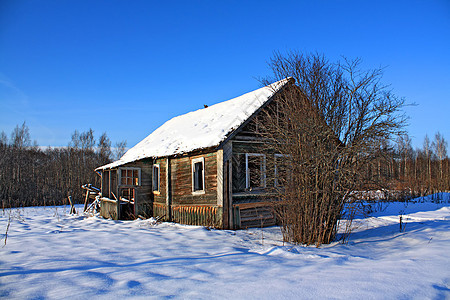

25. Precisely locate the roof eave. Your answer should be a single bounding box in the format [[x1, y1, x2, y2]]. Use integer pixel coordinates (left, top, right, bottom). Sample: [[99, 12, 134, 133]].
[[217, 78, 294, 148]]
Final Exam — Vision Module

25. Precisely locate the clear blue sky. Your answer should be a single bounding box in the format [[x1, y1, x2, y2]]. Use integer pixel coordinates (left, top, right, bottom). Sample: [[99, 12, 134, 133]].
[[1, 0, 449, 150]]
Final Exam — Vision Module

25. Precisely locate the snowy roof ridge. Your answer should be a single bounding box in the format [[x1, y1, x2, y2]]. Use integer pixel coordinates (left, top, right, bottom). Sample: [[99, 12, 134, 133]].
[[97, 78, 291, 170]]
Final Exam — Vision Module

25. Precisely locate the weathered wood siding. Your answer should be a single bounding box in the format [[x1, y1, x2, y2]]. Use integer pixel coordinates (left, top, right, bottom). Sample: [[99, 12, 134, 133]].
[[100, 169, 117, 199], [233, 202, 276, 228], [100, 158, 153, 219], [221, 141, 233, 229], [119, 159, 153, 218], [152, 151, 223, 227], [101, 172, 108, 197], [229, 144, 279, 228], [100, 198, 118, 219], [225, 100, 281, 228], [153, 202, 167, 219], [172, 205, 221, 227], [171, 152, 217, 205], [99, 95, 281, 227], [153, 158, 167, 204]]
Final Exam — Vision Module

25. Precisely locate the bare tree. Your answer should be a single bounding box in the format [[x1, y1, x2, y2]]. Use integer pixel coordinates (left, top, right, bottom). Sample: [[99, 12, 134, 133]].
[[432, 132, 448, 189], [69, 130, 81, 149], [11, 121, 31, 149], [0, 131, 7, 146], [98, 132, 112, 164], [259, 52, 406, 245], [423, 134, 432, 187], [396, 134, 412, 180], [80, 128, 95, 152], [114, 140, 127, 160], [0, 125, 116, 208]]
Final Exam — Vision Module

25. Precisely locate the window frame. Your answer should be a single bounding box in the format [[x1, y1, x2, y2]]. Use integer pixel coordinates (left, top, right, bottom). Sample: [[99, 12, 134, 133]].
[[191, 157, 205, 195], [118, 167, 141, 187], [152, 164, 160, 193], [245, 153, 266, 190], [120, 187, 135, 202]]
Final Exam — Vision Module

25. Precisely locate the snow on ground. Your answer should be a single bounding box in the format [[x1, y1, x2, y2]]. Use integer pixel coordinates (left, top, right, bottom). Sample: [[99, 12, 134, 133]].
[[1, 194, 449, 299]]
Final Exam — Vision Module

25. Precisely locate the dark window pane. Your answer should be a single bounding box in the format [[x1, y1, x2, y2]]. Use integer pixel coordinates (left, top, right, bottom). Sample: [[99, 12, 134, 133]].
[[122, 188, 129, 199], [193, 162, 203, 191], [153, 166, 159, 191], [121, 188, 135, 200]]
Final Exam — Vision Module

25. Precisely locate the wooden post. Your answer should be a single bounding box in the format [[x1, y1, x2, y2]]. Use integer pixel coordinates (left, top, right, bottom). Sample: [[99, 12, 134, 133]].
[[233, 206, 240, 229], [68, 196, 76, 214], [109, 170, 112, 199], [228, 160, 233, 229], [217, 150, 224, 229], [223, 160, 229, 229], [166, 157, 172, 221], [83, 190, 90, 212]]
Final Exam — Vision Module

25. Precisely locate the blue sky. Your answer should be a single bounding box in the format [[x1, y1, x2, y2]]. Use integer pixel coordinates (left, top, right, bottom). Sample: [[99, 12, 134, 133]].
[[1, 0, 449, 150]]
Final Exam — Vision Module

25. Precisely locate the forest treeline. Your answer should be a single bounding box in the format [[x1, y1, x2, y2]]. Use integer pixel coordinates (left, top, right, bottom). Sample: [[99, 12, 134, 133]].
[[0, 122, 126, 208], [0, 122, 448, 208], [362, 132, 449, 198]]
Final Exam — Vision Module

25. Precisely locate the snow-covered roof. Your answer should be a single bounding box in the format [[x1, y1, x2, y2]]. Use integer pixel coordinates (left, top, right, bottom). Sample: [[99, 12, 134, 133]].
[[97, 78, 291, 170]]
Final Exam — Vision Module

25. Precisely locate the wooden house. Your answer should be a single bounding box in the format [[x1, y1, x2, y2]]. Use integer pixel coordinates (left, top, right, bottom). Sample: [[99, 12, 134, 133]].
[[95, 78, 293, 229]]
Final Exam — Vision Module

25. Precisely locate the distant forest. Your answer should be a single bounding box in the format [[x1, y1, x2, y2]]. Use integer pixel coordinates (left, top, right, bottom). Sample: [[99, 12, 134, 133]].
[[0, 122, 126, 208], [0, 122, 449, 208]]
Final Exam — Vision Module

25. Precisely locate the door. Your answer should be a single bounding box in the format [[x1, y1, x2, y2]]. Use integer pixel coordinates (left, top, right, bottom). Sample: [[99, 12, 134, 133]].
[[119, 187, 136, 220]]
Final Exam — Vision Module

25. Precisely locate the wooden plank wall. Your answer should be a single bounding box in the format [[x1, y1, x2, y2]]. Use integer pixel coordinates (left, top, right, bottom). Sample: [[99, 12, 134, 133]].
[[100, 198, 119, 220], [216, 150, 223, 207], [152, 151, 222, 227], [222, 141, 233, 229], [233, 202, 276, 228], [120, 159, 153, 218], [101, 151, 225, 225], [171, 205, 221, 227], [100, 169, 117, 199], [228, 108, 280, 228], [100, 159, 154, 220], [153, 202, 167, 219], [170, 152, 217, 205], [153, 158, 167, 205], [101, 171, 108, 197]]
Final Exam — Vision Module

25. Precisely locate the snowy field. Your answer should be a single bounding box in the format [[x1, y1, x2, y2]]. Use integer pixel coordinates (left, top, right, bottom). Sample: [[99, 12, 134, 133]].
[[1, 194, 449, 299]]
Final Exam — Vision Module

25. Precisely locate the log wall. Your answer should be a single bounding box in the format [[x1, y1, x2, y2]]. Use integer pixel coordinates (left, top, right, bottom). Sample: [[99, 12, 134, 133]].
[[172, 205, 221, 227], [153, 158, 167, 205], [100, 158, 153, 219], [228, 136, 279, 228], [120, 159, 153, 218], [171, 152, 218, 205], [152, 151, 223, 227]]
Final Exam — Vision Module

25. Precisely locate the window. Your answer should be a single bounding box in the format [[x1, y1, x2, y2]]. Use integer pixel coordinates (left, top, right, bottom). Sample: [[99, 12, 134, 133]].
[[121, 187, 135, 201], [274, 154, 290, 188], [120, 168, 140, 186], [152, 164, 160, 193], [192, 157, 205, 193], [246, 153, 266, 190]]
